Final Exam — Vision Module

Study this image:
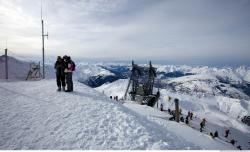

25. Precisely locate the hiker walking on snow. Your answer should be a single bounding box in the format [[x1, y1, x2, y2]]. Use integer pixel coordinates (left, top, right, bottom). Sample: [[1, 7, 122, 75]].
[[190, 112, 193, 120], [160, 103, 163, 111], [200, 118, 206, 132], [63, 55, 75, 92], [180, 116, 184, 122], [225, 129, 230, 138], [213, 131, 218, 138], [185, 115, 189, 124], [230, 139, 237, 145], [179, 108, 182, 115], [168, 109, 171, 114], [188, 111, 191, 118], [237, 145, 242, 150], [54, 56, 66, 91]]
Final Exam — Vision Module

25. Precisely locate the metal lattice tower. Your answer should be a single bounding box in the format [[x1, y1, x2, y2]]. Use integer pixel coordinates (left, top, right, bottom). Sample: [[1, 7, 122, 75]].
[[124, 61, 159, 107]]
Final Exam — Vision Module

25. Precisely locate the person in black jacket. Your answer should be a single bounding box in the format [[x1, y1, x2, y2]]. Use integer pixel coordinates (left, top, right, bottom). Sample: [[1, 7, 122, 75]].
[[185, 115, 189, 124], [200, 118, 206, 132], [213, 131, 218, 138], [54, 56, 66, 91], [225, 129, 230, 138]]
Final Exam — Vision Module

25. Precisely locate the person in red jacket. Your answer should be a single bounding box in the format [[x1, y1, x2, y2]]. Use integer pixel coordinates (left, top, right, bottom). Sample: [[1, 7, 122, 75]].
[[63, 55, 75, 92]]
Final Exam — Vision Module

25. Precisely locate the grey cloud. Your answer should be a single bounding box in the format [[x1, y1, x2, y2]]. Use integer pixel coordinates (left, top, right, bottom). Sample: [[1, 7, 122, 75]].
[[0, 0, 249, 65]]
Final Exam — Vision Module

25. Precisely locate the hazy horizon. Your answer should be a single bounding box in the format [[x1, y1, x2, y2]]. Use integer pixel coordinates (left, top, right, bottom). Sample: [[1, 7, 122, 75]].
[[2, 53, 249, 67]]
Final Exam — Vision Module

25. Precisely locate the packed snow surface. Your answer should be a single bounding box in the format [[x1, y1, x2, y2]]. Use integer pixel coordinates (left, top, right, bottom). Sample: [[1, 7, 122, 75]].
[[0, 80, 204, 150]]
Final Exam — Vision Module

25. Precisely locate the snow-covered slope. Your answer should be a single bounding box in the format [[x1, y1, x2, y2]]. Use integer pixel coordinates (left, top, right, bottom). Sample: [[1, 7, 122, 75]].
[[96, 79, 250, 120], [0, 80, 197, 149], [162, 74, 250, 100], [75, 63, 129, 88], [96, 79, 129, 99], [76, 63, 118, 87], [156, 65, 250, 100], [123, 103, 237, 150], [156, 65, 250, 84], [96, 79, 250, 150], [0, 55, 54, 80], [0, 79, 239, 150], [0, 55, 30, 79]]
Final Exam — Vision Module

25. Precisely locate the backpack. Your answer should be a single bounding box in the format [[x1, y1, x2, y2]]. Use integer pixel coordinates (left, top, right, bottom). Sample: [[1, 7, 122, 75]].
[[70, 61, 76, 71]]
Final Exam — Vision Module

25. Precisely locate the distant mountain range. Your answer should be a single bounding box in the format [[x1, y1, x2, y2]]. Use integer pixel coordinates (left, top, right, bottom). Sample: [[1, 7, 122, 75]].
[[75, 63, 250, 100], [1, 55, 250, 101]]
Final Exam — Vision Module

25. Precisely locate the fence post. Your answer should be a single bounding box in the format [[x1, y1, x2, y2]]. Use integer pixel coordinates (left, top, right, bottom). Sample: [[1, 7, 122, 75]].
[[174, 98, 180, 123], [38, 61, 41, 78]]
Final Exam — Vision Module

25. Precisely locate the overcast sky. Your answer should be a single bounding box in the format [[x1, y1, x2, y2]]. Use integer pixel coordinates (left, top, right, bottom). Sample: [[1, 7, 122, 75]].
[[0, 0, 250, 65]]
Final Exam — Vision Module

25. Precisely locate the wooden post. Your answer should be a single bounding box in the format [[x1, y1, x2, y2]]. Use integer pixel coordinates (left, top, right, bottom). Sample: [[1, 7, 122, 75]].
[[174, 98, 180, 123], [5, 48, 8, 79]]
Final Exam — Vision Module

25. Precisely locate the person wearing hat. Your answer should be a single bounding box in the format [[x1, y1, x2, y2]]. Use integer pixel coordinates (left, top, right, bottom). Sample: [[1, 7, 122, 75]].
[[54, 56, 66, 91]]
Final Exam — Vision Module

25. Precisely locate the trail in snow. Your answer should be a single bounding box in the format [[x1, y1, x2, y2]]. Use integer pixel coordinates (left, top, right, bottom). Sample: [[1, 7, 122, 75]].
[[1, 80, 200, 150]]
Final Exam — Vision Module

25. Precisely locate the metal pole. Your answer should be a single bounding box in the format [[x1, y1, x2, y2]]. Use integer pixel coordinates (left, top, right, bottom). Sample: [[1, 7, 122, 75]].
[[175, 98, 180, 123], [41, 18, 48, 79], [5, 48, 8, 79], [42, 19, 45, 79]]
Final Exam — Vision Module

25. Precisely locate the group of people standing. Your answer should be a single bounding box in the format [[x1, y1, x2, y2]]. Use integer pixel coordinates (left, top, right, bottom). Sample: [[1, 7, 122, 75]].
[[54, 55, 75, 92], [166, 107, 243, 150]]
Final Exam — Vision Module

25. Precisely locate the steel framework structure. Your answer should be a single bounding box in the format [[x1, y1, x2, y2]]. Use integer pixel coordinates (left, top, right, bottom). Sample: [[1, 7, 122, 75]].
[[124, 61, 160, 107]]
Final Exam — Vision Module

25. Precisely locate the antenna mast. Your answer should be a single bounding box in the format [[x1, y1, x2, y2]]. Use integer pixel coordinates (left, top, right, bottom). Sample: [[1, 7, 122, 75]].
[[41, 0, 48, 79]]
